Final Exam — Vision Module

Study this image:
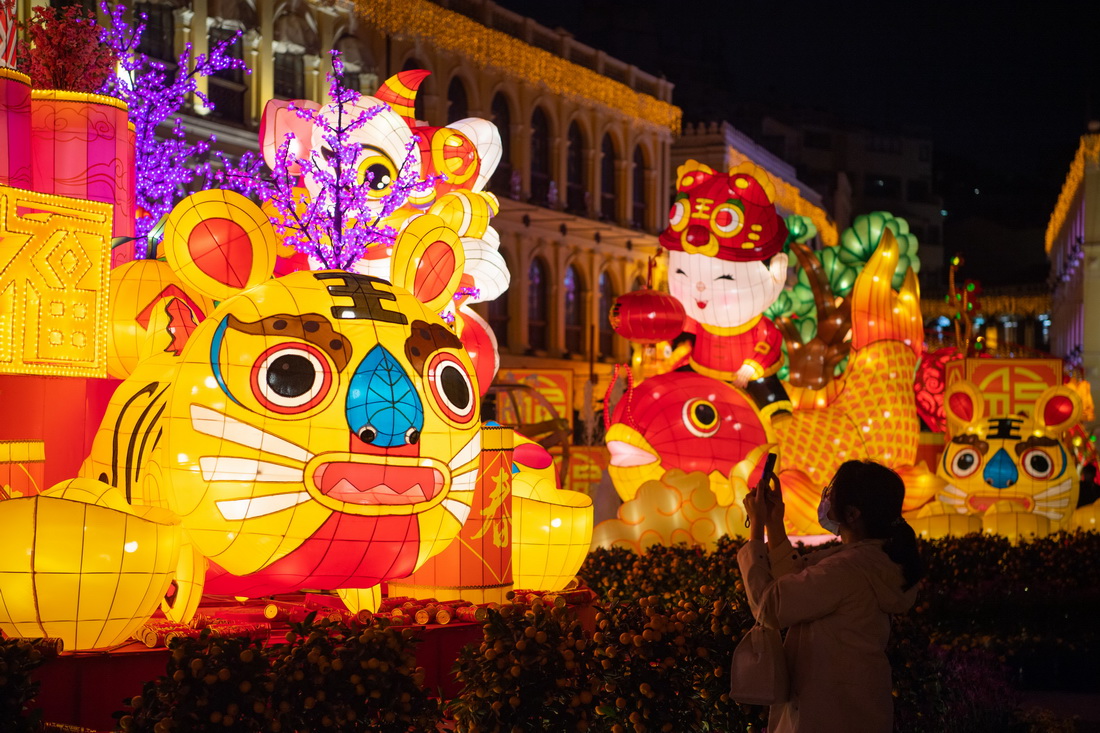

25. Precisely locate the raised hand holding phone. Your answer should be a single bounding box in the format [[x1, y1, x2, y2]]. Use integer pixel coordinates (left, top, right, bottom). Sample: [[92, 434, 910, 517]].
[[744, 452, 779, 531]]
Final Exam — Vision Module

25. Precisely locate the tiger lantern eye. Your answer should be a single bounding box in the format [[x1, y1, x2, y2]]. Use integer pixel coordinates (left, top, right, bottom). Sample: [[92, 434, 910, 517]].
[[950, 447, 982, 478], [251, 343, 332, 414]]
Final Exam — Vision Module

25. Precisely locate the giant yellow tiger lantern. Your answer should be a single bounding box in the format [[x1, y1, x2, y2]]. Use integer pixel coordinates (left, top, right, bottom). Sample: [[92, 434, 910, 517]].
[[910, 380, 1084, 541], [0, 190, 487, 648]]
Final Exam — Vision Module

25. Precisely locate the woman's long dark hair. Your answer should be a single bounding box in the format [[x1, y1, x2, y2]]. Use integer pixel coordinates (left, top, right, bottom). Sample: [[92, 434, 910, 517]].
[[831, 460, 924, 591]]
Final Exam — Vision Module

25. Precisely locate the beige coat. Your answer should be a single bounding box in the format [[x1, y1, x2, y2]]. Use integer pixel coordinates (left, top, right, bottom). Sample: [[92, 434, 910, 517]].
[[736, 538, 917, 733]]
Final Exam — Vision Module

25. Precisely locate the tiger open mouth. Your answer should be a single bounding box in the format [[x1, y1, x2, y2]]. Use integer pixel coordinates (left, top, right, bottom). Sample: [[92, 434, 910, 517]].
[[314, 462, 444, 505], [966, 495, 1034, 513]]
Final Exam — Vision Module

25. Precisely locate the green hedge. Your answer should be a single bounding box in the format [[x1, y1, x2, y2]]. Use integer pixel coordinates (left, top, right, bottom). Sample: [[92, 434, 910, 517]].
[[8, 532, 1093, 732], [116, 618, 440, 733]]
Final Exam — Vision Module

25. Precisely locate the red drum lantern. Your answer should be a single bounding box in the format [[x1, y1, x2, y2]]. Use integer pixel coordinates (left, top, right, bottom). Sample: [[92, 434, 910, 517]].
[[0, 68, 32, 188], [30, 90, 136, 240], [609, 289, 685, 344]]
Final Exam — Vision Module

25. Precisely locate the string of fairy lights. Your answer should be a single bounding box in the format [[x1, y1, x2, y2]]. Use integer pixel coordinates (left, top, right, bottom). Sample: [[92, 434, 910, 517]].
[[1045, 133, 1100, 254], [354, 0, 682, 134]]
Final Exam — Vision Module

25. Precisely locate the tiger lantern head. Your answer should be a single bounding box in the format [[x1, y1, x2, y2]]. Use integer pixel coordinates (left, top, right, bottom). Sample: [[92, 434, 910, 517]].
[[83, 191, 481, 601], [938, 381, 1082, 527]]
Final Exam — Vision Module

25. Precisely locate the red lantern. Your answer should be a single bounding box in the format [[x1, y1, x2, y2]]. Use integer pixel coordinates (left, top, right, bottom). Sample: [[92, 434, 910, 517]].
[[609, 289, 685, 344]]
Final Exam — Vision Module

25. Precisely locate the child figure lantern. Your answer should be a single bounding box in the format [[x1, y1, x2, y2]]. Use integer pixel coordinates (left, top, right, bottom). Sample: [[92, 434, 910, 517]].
[[616, 161, 791, 417]]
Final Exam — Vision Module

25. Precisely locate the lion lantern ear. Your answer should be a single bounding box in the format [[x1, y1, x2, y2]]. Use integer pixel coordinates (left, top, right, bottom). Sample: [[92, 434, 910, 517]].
[[260, 98, 321, 175], [390, 215, 466, 313], [164, 190, 277, 302]]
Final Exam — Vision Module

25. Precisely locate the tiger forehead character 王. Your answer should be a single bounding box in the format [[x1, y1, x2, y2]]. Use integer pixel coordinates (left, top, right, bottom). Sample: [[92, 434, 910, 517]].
[[80, 193, 482, 614], [937, 380, 1082, 527]]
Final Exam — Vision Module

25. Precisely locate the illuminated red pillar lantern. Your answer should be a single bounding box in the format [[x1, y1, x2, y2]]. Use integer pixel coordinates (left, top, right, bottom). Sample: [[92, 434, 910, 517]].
[[389, 425, 514, 605], [609, 288, 686, 343], [0, 68, 32, 188], [30, 90, 135, 240]]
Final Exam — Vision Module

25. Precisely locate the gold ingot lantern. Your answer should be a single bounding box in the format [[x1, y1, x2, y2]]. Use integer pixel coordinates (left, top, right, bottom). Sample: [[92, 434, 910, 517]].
[[0, 482, 180, 650]]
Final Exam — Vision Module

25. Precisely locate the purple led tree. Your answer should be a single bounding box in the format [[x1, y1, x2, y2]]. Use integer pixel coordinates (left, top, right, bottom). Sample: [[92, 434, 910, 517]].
[[212, 52, 437, 271], [98, 2, 247, 256]]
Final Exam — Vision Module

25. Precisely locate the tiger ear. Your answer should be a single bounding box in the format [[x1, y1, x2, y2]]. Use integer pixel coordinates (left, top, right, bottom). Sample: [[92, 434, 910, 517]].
[[390, 215, 465, 313], [1033, 385, 1082, 435], [944, 381, 984, 434], [164, 190, 277, 302]]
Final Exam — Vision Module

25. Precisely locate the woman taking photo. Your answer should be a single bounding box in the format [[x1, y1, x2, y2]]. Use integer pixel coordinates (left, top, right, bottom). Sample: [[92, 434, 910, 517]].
[[738, 459, 923, 733]]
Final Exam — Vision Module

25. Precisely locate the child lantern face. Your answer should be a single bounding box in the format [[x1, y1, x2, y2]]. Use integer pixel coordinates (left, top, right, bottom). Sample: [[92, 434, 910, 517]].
[[668, 249, 788, 329]]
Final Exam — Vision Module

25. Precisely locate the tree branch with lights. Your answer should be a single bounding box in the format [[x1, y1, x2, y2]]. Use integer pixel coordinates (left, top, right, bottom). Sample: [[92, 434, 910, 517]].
[[97, 2, 248, 256], [210, 51, 437, 271]]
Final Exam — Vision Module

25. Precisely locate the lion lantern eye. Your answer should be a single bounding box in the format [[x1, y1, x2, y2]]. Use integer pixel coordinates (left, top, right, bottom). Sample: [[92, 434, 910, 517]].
[[251, 343, 332, 414], [710, 204, 743, 235], [950, 447, 982, 478], [668, 200, 688, 232], [1020, 448, 1055, 480], [683, 398, 720, 438], [428, 353, 476, 423]]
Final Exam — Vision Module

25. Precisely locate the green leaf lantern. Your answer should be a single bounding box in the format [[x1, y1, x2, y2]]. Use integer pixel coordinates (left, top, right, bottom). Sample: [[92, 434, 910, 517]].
[[784, 214, 817, 247], [839, 211, 921, 290]]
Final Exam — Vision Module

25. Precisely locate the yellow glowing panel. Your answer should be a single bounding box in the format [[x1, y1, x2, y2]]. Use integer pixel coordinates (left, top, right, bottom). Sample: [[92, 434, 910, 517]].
[[0, 185, 112, 377]]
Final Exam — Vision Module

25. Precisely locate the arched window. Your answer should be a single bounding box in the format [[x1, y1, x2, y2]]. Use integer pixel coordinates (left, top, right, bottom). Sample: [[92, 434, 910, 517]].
[[401, 57, 427, 122], [564, 264, 586, 355], [273, 6, 318, 100], [487, 252, 511, 347], [632, 146, 648, 230], [335, 35, 378, 94], [446, 76, 469, 123], [489, 94, 513, 195], [135, 1, 178, 65], [529, 107, 551, 206], [528, 257, 550, 351], [566, 122, 587, 214], [600, 134, 617, 221], [599, 270, 617, 357]]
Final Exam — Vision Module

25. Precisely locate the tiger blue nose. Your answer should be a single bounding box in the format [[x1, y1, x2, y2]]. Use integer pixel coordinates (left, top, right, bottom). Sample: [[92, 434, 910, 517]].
[[346, 345, 423, 447], [983, 448, 1018, 489]]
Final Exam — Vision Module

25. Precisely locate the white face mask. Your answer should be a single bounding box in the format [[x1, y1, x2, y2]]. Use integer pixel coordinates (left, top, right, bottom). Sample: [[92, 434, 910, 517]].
[[817, 494, 840, 535]]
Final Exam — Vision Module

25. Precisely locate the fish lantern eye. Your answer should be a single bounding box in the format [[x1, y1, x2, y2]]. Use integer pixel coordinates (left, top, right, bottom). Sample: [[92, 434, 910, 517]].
[[683, 398, 720, 438]]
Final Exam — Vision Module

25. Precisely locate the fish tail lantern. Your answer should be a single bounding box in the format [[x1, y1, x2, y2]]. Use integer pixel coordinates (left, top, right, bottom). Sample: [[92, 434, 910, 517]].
[[30, 90, 135, 240], [388, 425, 514, 605], [0, 67, 32, 188]]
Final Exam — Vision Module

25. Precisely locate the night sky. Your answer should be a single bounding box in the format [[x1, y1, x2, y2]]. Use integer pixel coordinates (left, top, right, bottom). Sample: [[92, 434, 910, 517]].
[[496, 0, 1100, 285]]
